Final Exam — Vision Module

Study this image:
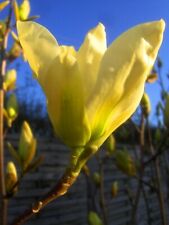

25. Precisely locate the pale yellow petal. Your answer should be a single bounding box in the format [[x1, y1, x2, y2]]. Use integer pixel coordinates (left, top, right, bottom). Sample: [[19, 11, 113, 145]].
[[17, 21, 59, 78], [77, 23, 107, 99], [87, 20, 165, 146], [43, 46, 91, 148]]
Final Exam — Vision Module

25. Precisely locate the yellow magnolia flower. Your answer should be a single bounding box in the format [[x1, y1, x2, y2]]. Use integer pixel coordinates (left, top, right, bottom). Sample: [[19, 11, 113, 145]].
[[17, 20, 165, 150]]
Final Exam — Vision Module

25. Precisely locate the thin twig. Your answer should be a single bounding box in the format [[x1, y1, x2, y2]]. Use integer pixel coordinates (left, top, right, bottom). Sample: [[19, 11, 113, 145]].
[[144, 130, 169, 166], [130, 118, 141, 134], [157, 61, 166, 99], [82, 166, 98, 214], [99, 158, 108, 225], [0, 90, 8, 225], [5, 173, 24, 198], [134, 175, 157, 192], [130, 113, 145, 225], [146, 118, 167, 225], [0, 2, 13, 225], [142, 185, 153, 225]]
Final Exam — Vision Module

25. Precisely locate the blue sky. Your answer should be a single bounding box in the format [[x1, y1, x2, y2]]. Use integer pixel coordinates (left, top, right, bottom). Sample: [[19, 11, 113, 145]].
[[2, 0, 169, 121], [31, 0, 169, 50], [30, 0, 169, 122]]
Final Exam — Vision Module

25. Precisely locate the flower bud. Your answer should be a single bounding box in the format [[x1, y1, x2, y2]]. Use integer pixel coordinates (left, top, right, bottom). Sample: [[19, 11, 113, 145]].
[[0, 1, 9, 11], [111, 181, 118, 198], [115, 150, 136, 176], [157, 57, 163, 68], [19, 0, 30, 21], [146, 72, 158, 83], [0, 21, 6, 41], [161, 90, 168, 101], [88, 211, 103, 225], [140, 92, 151, 117], [156, 102, 163, 117], [6, 93, 18, 126], [155, 128, 162, 143], [82, 164, 90, 176], [93, 172, 101, 186], [7, 42, 22, 62], [163, 94, 169, 128], [3, 69, 17, 91], [5, 161, 18, 195], [13, 0, 20, 21], [19, 121, 37, 170], [105, 134, 116, 155]]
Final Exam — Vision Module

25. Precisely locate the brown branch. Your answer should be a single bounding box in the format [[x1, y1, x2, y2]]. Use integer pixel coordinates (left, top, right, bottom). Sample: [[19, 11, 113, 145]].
[[0, 2, 13, 225], [142, 185, 153, 225], [10, 168, 77, 225], [0, 90, 8, 225], [144, 130, 169, 166], [134, 175, 157, 192], [130, 113, 145, 225], [99, 157, 108, 225], [146, 118, 167, 225], [10, 146, 98, 225]]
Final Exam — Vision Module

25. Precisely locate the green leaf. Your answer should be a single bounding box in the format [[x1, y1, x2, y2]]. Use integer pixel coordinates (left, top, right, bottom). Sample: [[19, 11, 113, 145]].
[[115, 149, 136, 176], [7, 142, 21, 165], [11, 31, 20, 43], [23, 15, 40, 21], [25, 155, 44, 173]]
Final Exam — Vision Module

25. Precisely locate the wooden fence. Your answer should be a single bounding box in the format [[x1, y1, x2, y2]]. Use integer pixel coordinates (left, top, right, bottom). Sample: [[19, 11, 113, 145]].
[[6, 134, 169, 225]]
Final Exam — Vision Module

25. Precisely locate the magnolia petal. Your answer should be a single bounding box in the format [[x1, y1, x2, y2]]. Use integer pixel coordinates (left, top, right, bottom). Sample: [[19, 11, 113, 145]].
[[43, 46, 91, 148], [77, 23, 107, 99], [87, 20, 165, 146], [17, 21, 59, 78]]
